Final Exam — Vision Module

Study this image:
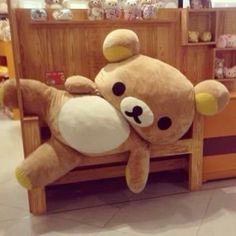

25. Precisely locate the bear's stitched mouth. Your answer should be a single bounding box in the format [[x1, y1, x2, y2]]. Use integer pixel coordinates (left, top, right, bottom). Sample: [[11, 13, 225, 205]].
[[125, 106, 143, 124]]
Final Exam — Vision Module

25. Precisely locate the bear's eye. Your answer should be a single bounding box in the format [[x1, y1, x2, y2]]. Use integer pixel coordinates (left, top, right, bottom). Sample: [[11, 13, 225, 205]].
[[157, 116, 172, 130], [112, 82, 126, 96]]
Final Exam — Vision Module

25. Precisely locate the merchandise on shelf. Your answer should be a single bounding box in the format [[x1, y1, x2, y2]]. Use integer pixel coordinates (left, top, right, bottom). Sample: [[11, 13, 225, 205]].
[[0, 0, 8, 14], [217, 35, 236, 48], [87, 0, 104, 20], [0, 18, 10, 41]]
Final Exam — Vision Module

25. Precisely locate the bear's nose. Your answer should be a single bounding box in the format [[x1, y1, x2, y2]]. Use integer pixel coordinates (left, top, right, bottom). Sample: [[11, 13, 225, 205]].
[[125, 106, 143, 124], [120, 97, 154, 127]]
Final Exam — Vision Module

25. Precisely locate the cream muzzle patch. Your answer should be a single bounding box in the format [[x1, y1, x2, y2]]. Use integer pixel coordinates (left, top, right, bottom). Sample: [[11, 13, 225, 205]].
[[120, 96, 154, 127]]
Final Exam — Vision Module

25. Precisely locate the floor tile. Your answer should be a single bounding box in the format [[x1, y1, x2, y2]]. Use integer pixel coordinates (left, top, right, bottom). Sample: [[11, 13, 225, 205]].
[[197, 186, 236, 236], [0, 179, 28, 210], [0, 215, 102, 236], [0, 204, 29, 221], [105, 190, 213, 236], [56, 205, 120, 227]]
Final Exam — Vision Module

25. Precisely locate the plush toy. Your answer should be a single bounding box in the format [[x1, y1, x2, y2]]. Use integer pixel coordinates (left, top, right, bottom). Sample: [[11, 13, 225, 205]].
[[124, 0, 141, 20], [190, 0, 203, 8], [188, 31, 199, 43], [199, 32, 212, 42], [31, 9, 47, 21], [215, 58, 224, 79], [88, 0, 104, 20], [224, 66, 236, 78], [0, 19, 11, 41], [202, 0, 212, 8], [0, 0, 7, 14], [2, 29, 230, 194], [45, 0, 70, 9], [217, 35, 236, 48], [52, 8, 73, 20], [104, 0, 121, 20], [140, 0, 156, 20]]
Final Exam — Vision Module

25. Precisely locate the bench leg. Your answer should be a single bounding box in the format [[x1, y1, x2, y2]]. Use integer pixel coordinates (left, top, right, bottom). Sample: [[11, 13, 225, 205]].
[[28, 188, 47, 215], [189, 113, 203, 191]]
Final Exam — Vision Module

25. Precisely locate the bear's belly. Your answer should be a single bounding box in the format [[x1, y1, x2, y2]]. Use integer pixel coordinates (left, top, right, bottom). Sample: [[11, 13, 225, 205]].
[[58, 96, 130, 154]]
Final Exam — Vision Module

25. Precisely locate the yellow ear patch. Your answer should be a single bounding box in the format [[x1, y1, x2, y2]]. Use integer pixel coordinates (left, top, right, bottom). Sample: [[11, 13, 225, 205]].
[[195, 92, 218, 116], [103, 46, 133, 62], [15, 167, 32, 189]]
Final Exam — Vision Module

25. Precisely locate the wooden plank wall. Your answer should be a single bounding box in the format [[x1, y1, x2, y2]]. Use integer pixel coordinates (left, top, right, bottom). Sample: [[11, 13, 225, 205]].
[[13, 9, 214, 86]]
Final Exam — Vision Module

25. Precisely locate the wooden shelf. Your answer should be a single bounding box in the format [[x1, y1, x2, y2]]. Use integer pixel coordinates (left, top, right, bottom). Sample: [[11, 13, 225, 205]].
[[0, 13, 8, 19], [181, 8, 217, 46], [214, 48, 236, 52], [31, 19, 176, 27], [217, 78, 236, 82], [185, 41, 216, 46]]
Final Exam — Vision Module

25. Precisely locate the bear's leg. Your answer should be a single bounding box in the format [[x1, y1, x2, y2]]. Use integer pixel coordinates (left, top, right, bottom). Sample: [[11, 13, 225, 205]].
[[15, 138, 84, 189], [125, 145, 150, 193]]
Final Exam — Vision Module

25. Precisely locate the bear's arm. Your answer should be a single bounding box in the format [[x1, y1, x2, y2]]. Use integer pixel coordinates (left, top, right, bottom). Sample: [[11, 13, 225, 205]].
[[65, 75, 99, 95]]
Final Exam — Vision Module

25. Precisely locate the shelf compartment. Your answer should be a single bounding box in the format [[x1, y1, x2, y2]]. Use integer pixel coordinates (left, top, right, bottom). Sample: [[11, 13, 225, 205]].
[[181, 9, 218, 46]]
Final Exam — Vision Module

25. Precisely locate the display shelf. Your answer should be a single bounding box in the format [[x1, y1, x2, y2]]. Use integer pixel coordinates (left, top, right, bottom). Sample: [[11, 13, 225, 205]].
[[30, 19, 176, 27], [181, 8, 218, 46], [213, 47, 236, 94]]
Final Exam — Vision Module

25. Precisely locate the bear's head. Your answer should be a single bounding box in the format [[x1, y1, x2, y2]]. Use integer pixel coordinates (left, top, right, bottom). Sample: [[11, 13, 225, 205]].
[[95, 29, 229, 144]]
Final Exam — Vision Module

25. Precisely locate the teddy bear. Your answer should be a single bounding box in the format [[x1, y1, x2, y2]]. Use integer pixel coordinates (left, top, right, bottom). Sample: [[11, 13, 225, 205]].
[[224, 66, 236, 78], [0, 19, 11, 41], [215, 58, 224, 79], [190, 0, 203, 8], [2, 29, 229, 194], [140, 0, 156, 20], [87, 0, 104, 20], [124, 0, 142, 20], [199, 31, 212, 42], [52, 8, 73, 20], [45, 0, 71, 9], [104, 0, 121, 20], [188, 31, 200, 43], [0, 0, 7, 14], [217, 34, 236, 48]]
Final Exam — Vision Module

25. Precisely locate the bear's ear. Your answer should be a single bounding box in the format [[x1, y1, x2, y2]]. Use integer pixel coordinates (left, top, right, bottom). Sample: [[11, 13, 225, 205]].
[[194, 80, 230, 116], [103, 29, 140, 62]]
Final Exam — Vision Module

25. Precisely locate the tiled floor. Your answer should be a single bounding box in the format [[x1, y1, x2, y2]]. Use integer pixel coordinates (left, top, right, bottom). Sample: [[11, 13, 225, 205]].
[[1, 110, 236, 236]]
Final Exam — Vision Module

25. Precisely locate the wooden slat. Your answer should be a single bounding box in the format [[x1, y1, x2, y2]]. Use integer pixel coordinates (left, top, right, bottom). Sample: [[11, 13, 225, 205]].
[[204, 99, 236, 138], [53, 158, 187, 185], [189, 113, 204, 191], [22, 117, 47, 215], [203, 153, 236, 182], [79, 139, 192, 167]]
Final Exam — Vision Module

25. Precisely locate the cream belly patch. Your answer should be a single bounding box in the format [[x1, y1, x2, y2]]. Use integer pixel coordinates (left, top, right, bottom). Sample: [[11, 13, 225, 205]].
[[58, 96, 130, 154]]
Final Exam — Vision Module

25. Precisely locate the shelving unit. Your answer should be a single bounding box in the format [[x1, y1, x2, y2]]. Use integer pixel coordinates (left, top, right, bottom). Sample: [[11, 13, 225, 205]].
[[181, 8, 218, 46], [213, 48, 236, 93]]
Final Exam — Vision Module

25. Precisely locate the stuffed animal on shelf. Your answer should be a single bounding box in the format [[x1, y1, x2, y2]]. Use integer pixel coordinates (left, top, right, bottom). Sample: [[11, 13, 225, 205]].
[[45, 0, 71, 9], [87, 0, 104, 20], [2, 29, 230, 194], [0, 19, 11, 41], [124, 0, 141, 20], [0, 0, 7, 14], [140, 0, 156, 20], [31, 9, 47, 21], [217, 35, 236, 48], [190, 0, 203, 9], [199, 32, 212, 42], [224, 66, 236, 79], [104, 0, 121, 20], [215, 58, 224, 79], [52, 8, 73, 20], [188, 31, 200, 43], [202, 0, 212, 8]]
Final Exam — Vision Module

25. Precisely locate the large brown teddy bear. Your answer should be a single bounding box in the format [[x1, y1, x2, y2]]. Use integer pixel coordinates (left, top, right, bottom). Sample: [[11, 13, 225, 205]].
[[2, 29, 229, 193]]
